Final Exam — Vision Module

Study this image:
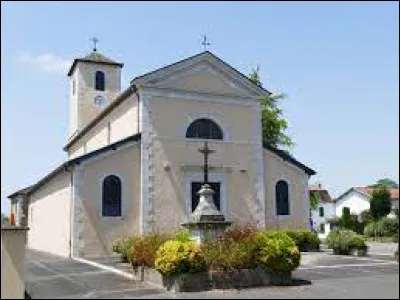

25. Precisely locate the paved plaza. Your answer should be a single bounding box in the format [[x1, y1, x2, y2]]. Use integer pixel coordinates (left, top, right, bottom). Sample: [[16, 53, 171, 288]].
[[25, 247, 399, 299]]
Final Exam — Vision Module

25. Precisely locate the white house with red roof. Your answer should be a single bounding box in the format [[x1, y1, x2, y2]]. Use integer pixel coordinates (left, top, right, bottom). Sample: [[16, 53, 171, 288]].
[[310, 183, 399, 239], [335, 186, 399, 217], [309, 183, 336, 238]]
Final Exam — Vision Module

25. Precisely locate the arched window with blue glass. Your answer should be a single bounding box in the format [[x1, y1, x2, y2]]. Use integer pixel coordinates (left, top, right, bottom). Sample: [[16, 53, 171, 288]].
[[95, 71, 105, 91], [102, 175, 121, 217], [276, 180, 290, 215], [186, 118, 223, 140]]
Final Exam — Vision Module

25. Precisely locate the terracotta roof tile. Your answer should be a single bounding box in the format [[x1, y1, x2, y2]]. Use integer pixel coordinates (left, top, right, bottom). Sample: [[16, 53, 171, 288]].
[[309, 185, 333, 202], [355, 186, 399, 199]]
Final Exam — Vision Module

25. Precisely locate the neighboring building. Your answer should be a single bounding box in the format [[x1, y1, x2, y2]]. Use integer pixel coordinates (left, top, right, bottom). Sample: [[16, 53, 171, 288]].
[[309, 183, 335, 238], [7, 49, 316, 258], [335, 186, 399, 217]]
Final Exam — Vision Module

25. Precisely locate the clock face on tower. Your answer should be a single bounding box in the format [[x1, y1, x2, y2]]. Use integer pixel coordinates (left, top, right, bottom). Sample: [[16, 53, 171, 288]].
[[94, 95, 106, 107]]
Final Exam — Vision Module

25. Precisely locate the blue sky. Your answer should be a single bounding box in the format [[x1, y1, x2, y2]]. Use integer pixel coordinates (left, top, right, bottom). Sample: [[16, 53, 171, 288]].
[[1, 1, 399, 214]]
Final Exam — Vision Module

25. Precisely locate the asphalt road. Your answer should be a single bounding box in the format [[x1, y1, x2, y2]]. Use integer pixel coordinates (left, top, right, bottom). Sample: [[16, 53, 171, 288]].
[[25, 249, 399, 299]]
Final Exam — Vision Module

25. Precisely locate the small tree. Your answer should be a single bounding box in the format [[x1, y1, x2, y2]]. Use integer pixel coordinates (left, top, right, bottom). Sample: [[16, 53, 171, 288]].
[[248, 66, 294, 149], [370, 185, 391, 220], [341, 207, 352, 229]]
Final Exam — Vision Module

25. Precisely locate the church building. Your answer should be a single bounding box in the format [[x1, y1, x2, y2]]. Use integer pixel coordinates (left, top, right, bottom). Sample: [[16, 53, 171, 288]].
[[8, 49, 316, 257]]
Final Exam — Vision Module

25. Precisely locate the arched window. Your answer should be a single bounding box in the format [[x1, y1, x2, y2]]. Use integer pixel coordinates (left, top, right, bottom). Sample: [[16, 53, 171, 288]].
[[102, 175, 121, 217], [276, 180, 289, 215], [186, 118, 223, 140], [95, 71, 105, 91]]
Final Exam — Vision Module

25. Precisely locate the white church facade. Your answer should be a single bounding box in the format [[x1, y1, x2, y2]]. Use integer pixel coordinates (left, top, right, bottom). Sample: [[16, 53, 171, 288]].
[[8, 50, 315, 257]]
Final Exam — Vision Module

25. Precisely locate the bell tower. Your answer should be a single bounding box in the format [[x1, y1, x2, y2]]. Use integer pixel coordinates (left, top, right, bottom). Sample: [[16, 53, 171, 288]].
[[67, 43, 123, 139]]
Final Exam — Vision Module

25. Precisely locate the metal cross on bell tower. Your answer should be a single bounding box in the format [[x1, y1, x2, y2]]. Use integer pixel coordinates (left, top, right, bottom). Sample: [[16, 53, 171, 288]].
[[90, 37, 99, 52], [198, 141, 215, 184], [201, 35, 211, 51]]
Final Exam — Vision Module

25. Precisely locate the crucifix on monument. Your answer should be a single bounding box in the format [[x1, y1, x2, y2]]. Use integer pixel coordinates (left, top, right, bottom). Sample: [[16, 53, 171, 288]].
[[198, 141, 215, 184], [181, 140, 231, 243]]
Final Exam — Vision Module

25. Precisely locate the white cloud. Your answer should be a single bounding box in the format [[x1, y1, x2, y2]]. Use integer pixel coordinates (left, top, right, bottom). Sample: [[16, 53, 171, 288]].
[[14, 51, 72, 75]]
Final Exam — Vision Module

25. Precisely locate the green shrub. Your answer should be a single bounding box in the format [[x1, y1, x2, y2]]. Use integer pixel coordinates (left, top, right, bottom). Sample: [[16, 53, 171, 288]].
[[364, 221, 377, 237], [392, 232, 398, 243], [201, 233, 258, 271], [377, 217, 399, 237], [255, 231, 301, 274], [364, 217, 399, 238], [111, 235, 126, 254], [284, 229, 321, 251], [172, 229, 193, 243], [223, 225, 258, 241], [326, 229, 365, 252], [328, 216, 341, 228], [130, 233, 171, 267], [111, 236, 137, 263], [349, 235, 366, 249], [155, 240, 206, 276]]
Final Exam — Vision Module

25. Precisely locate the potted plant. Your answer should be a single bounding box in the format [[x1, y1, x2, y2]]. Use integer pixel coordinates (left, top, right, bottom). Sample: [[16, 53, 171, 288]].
[[350, 236, 368, 256]]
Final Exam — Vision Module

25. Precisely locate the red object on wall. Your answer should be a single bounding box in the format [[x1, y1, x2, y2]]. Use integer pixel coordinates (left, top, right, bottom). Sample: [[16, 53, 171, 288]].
[[10, 212, 15, 225]]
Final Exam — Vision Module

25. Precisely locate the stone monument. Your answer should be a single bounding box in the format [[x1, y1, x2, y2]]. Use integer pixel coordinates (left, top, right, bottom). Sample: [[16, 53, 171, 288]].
[[181, 141, 231, 244]]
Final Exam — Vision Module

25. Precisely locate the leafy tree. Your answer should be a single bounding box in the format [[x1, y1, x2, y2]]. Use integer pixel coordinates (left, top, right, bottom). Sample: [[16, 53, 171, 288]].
[[370, 185, 391, 220], [309, 191, 320, 210], [377, 178, 399, 188], [370, 178, 399, 188], [249, 66, 294, 149]]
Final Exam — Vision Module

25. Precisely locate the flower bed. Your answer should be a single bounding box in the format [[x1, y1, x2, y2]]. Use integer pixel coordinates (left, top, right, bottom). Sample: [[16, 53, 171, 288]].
[[112, 227, 305, 292]]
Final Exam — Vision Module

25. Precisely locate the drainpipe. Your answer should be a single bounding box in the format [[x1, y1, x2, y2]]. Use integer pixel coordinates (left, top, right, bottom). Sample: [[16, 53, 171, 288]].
[[64, 163, 74, 258]]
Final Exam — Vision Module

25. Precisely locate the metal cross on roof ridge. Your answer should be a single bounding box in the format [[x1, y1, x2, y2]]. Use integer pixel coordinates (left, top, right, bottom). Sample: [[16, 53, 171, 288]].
[[201, 35, 211, 51], [90, 37, 99, 52]]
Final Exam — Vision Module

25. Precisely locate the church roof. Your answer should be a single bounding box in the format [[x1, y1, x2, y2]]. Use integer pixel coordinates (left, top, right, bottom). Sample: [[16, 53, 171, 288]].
[[67, 51, 123, 76], [130, 51, 271, 96], [263, 143, 316, 176], [8, 133, 141, 199]]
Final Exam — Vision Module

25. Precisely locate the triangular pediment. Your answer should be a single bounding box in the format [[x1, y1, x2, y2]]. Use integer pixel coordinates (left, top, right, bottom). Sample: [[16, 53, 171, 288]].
[[131, 51, 269, 99]]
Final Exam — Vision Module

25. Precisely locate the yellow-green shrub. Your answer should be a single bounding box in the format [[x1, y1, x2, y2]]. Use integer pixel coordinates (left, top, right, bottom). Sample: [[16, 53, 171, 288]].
[[154, 240, 206, 276], [255, 231, 301, 274]]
